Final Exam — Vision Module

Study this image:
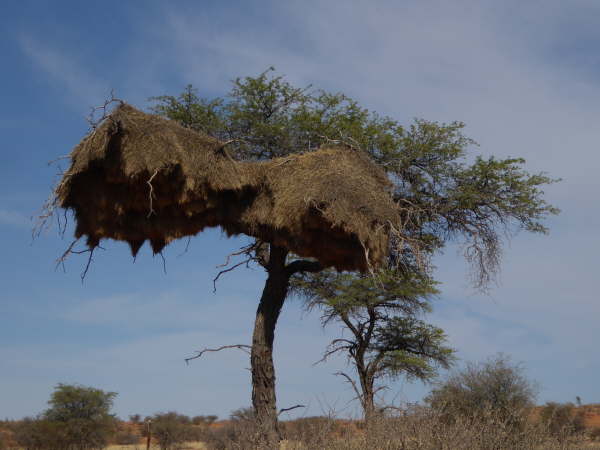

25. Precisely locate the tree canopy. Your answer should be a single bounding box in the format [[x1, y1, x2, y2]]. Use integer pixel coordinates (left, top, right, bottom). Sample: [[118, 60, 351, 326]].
[[151, 68, 559, 285]]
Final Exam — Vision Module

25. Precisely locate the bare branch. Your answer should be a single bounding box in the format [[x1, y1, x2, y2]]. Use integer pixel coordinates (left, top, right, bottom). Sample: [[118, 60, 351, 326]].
[[213, 258, 252, 293], [217, 241, 259, 269], [80, 247, 96, 282], [156, 251, 167, 274], [185, 344, 251, 365], [278, 404, 306, 415], [55, 239, 79, 273], [334, 371, 363, 404], [86, 90, 124, 130], [177, 237, 192, 257], [212, 241, 264, 292]]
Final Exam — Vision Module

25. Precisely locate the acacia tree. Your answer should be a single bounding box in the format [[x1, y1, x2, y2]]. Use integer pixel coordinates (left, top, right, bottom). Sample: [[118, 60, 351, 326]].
[[151, 69, 556, 428], [293, 268, 454, 420], [49, 68, 558, 447]]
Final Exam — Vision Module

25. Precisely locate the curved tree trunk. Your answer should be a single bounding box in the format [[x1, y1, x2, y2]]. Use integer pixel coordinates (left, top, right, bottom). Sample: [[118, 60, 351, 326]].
[[251, 245, 290, 447]]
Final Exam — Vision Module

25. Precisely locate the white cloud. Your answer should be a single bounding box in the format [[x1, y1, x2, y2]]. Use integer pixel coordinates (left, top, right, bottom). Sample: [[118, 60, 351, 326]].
[[18, 35, 109, 107]]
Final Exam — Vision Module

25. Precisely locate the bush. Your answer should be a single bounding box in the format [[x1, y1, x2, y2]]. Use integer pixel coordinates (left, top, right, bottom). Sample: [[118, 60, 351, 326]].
[[539, 402, 585, 438], [145, 412, 192, 450], [13, 417, 66, 450], [13, 384, 118, 450], [191, 415, 218, 426], [114, 430, 140, 445], [425, 353, 536, 431]]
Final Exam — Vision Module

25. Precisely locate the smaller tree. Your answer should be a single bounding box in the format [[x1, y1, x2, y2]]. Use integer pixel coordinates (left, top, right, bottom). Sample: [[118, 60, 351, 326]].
[[44, 383, 117, 449], [295, 268, 454, 420], [426, 354, 537, 430]]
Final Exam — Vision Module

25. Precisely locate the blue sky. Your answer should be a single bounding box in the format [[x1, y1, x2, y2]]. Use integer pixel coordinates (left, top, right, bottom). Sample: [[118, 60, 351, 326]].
[[2, 0, 600, 420]]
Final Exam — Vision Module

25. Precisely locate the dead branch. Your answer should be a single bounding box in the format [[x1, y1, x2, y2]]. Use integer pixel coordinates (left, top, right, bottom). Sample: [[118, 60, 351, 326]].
[[217, 241, 260, 268], [86, 90, 124, 130], [80, 247, 96, 282], [177, 237, 192, 257], [156, 251, 167, 274], [334, 371, 363, 404], [55, 239, 79, 272], [213, 258, 252, 293], [185, 344, 251, 365], [278, 404, 306, 415], [212, 241, 264, 292]]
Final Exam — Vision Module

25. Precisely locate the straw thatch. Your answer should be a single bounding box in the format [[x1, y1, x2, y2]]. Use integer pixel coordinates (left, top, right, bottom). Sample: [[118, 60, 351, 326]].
[[54, 103, 400, 271]]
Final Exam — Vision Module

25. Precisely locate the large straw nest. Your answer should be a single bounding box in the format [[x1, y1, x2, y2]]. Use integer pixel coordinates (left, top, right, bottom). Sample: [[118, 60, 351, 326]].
[[54, 103, 400, 271]]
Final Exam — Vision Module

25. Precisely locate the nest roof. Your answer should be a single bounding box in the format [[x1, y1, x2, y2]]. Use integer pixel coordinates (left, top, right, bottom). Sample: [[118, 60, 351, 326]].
[[55, 103, 400, 271]]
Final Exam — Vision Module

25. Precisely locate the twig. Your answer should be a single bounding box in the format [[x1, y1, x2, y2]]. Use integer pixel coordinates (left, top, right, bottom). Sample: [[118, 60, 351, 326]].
[[185, 344, 251, 365], [86, 90, 124, 130], [212, 258, 252, 293], [80, 247, 96, 282], [157, 251, 167, 274], [55, 239, 79, 272], [334, 371, 363, 404], [146, 169, 159, 218], [177, 237, 192, 257]]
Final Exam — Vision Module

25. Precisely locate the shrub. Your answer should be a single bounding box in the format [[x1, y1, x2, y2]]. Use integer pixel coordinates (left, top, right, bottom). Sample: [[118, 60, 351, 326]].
[[114, 430, 140, 445], [425, 353, 536, 431], [191, 415, 218, 426], [539, 402, 585, 438], [13, 417, 66, 450], [145, 412, 191, 450]]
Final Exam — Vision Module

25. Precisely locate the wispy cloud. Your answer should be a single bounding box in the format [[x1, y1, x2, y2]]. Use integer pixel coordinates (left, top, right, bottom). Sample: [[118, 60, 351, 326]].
[[0, 209, 30, 228], [18, 35, 109, 107]]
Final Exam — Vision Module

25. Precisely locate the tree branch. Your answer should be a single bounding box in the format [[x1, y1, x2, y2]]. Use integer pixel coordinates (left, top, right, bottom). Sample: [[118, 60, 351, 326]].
[[185, 344, 251, 365], [334, 371, 363, 405], [278, 404, 306, 415]]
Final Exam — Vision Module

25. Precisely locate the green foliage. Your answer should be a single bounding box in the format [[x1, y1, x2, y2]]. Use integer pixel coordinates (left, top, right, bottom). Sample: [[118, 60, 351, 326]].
[[151, 69, 559, 285], [14, 417, 65, 450], [426, 354, 536, 430], [152, 69, 558, 420], [296, 268, 453, 382], [13, 384, 117, 450], [295, 267, 454, 417], [539, 402, 585, 438], [44, 383, 116, 423]]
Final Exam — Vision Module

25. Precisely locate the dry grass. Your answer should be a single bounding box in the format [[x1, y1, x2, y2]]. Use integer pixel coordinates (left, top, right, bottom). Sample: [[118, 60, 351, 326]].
[[106, 444, 206, 450], [196, 406, 600, 450], [48, 103, 403, 271]]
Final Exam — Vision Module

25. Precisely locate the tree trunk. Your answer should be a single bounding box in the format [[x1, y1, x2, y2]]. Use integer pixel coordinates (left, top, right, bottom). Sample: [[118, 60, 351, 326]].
[[360, 373, 377, 423], [251, 245, 289, 447]]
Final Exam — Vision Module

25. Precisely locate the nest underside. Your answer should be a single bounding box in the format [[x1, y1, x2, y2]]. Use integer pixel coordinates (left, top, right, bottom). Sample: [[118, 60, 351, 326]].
[[55, 104, 400, 271]]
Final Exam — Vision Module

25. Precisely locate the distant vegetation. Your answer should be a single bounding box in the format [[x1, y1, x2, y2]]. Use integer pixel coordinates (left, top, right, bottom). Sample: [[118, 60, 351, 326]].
[[2, 369, 600, 449]]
